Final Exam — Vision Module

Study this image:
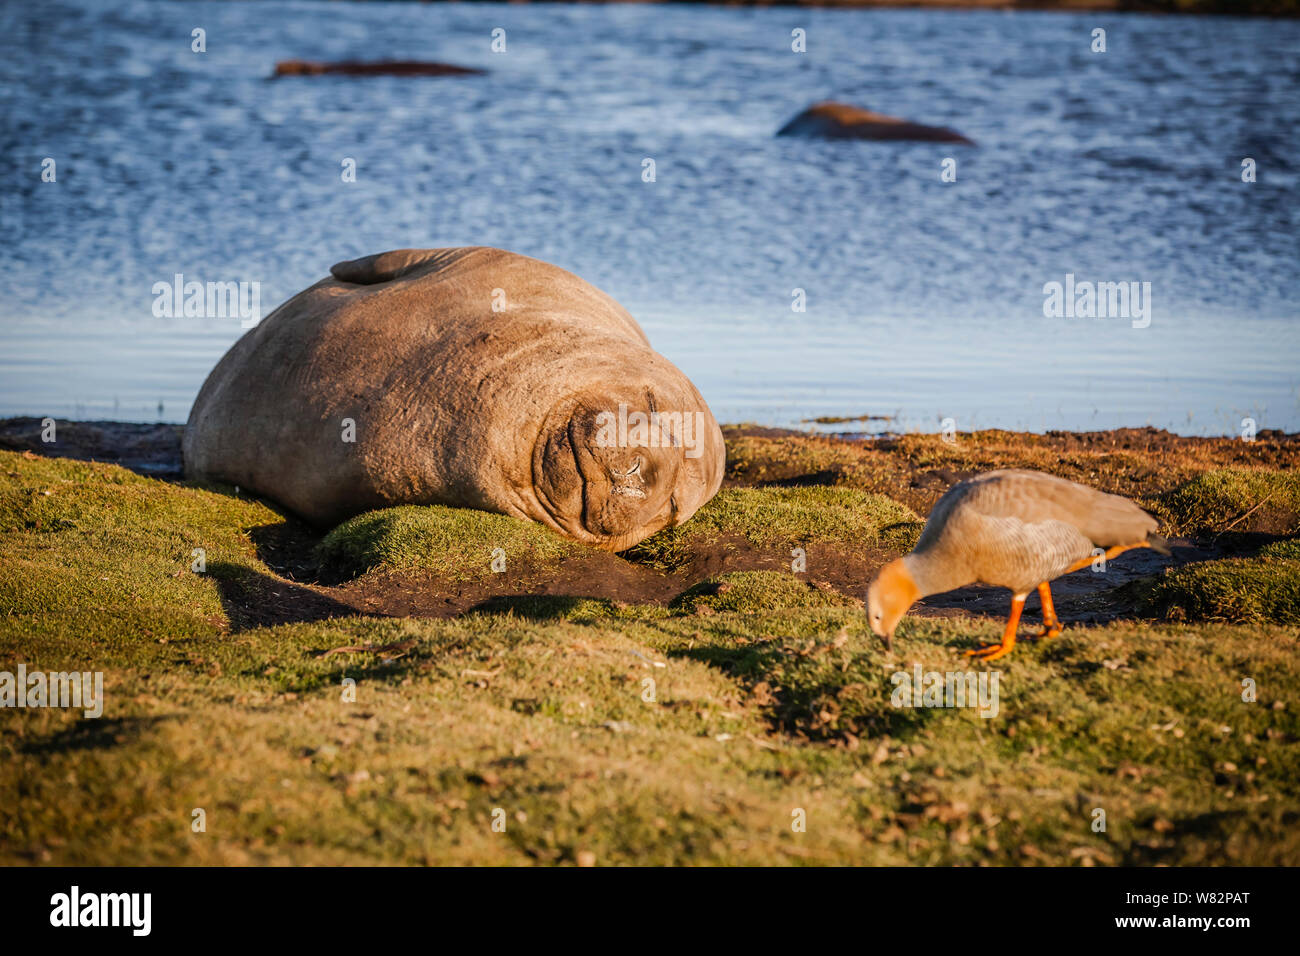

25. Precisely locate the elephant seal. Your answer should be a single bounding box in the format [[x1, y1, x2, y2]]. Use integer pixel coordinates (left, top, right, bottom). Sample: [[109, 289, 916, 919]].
[[777, 101, 974, 145], [183, 247, 725, 551]]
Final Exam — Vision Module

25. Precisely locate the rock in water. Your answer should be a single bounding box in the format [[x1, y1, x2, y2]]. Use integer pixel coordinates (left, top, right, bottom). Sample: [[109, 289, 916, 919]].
[[183, 247, 725, 550], [273, 60, 485, 77], [777, 101, 974, 145]]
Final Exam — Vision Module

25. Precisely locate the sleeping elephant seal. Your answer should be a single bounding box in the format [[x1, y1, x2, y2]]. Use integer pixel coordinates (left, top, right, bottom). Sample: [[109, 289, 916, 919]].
[[777, 101, 974, 145], [183, 247, 725, 551]]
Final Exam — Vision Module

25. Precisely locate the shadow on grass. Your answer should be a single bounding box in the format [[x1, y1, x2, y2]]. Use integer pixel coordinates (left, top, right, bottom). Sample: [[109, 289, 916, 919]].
[[1119, 809, 1256, 865], [466, 594, 608, 620], [245, 520, 327, 582], [208, 561, 363, 633], [767, 469, 841, 488], [669, 639, 941, 743], [20, 715, 174, 756]]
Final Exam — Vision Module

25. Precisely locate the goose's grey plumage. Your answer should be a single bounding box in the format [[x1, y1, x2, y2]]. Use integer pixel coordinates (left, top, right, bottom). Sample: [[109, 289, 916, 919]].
[[905, 469, 1161, 595]]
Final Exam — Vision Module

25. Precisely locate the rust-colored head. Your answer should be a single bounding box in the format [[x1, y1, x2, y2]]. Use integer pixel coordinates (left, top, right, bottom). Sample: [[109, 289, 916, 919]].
[[866, 558, 920, 651]]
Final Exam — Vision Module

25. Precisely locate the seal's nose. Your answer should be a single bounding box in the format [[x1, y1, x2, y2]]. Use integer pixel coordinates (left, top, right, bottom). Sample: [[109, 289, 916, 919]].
[[609, 457, 647, 499], [580, 445, 674, 540]]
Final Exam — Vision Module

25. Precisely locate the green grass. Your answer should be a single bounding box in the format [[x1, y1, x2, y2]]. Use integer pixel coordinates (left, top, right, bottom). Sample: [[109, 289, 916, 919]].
[[672, 570, 858, 614], [1260, 538, 1300, 560], [3, 448, 1299, 866], [1146, 538, 1300, 625], [317, 504, 576, 581], [1152, 468, 1300, 537], [626, 486, 923, 569], [0, 451, 279, 652], [1141, 468, 1300, 624]]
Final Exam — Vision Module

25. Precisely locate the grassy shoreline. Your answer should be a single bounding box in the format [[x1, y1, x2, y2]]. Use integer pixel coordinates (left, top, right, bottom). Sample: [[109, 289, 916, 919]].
[[2, 420, 1297, 865]]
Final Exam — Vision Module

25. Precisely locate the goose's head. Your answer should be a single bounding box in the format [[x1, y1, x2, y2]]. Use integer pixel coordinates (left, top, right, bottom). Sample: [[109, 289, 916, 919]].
[[866, 558, 920, 651]]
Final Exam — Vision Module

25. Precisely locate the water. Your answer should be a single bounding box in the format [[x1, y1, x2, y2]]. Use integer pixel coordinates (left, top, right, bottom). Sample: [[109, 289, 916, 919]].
[[2, 0, 1298, 435]]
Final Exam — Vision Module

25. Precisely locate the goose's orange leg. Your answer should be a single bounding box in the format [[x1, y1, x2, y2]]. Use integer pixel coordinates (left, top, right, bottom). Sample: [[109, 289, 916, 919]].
[[1061, 543, 1145, 576], [966, 593, 1025, 662], [1032, 581, 1062, 640]]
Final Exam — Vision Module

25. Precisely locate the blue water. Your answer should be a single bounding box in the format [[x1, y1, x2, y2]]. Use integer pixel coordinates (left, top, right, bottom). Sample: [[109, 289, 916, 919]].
[[2, 1, 1298, 435]]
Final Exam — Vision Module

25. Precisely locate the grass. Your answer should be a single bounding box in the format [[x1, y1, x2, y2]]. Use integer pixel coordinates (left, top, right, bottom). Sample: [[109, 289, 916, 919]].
[[317, 504, 575, 582], [1150, 469, 1300, 537], [0, 451, 277, 651], [626, 486, 922, 570], [316, 487, 921, 582], [1261, 538, 1300, 560], [2, 440, 1299, 866], [314, 486, 924, 577], [1145, 537, 1300, 625], [671, 570, 859, 614]]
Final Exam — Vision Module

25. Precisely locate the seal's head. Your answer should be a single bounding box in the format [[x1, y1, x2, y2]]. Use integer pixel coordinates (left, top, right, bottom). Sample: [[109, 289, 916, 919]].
[[530, 390, 721, 551]]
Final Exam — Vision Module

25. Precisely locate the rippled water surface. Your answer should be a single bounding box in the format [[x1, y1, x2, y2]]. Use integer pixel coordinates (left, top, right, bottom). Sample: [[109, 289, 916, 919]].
[[2, 0, 1298, 434]]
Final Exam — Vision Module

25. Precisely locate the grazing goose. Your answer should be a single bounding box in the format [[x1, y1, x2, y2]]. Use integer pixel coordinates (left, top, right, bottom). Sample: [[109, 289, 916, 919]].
[[867, 469, 1170, 661]]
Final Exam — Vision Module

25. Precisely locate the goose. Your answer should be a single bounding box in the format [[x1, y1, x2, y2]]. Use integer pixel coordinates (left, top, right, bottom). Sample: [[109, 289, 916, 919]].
[[867, 469, 1170, 661]]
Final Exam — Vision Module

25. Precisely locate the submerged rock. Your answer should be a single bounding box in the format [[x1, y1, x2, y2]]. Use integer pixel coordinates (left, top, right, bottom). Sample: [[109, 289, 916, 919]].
[[273, 60, 486, 78], [777, 101, 974, 145]]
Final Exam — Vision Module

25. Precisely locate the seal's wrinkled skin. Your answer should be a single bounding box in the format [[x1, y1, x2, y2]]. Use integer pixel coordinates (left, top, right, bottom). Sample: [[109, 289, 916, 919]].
[[183, 247, 724, 550]]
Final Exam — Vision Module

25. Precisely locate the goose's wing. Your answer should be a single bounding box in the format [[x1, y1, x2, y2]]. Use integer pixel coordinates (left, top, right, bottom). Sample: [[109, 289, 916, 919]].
[[964, 512, 1097, 592], [947, 469, 1158, 548]]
